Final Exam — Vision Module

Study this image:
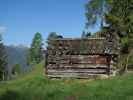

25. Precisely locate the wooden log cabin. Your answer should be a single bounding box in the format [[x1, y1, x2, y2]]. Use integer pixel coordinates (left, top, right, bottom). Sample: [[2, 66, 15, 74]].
[[45, 32, 120, 78]]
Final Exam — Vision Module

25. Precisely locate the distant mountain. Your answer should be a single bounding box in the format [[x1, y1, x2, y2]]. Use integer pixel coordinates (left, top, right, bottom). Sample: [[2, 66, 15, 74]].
[[5, 45, 29, 75]]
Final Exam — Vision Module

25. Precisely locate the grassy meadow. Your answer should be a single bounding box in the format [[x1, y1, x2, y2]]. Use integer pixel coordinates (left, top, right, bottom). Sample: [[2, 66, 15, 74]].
[[0, 62, 133, 100]]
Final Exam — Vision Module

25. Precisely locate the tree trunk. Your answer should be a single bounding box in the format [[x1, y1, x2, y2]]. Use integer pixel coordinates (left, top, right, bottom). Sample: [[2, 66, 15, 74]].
[[125, 49, 133, 72]]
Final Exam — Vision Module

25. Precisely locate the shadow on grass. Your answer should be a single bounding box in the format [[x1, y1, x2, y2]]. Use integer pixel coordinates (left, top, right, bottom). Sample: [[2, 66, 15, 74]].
[[0, 90, 20, 100]]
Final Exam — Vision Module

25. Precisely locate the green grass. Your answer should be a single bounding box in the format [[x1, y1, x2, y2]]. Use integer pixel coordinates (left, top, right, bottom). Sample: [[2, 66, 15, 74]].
[[0, 62, 133, 100]]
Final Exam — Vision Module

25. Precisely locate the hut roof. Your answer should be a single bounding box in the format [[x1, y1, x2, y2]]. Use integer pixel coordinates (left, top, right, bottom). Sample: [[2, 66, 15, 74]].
[[47, 37, 119, 55]]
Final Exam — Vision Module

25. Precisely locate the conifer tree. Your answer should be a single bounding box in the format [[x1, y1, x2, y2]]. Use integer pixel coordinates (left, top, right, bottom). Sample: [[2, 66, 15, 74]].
[[85, 0, 107, 28], [27, 32, 43, 65], [0, 34, 7, 80], [81, 31, 86, 38]]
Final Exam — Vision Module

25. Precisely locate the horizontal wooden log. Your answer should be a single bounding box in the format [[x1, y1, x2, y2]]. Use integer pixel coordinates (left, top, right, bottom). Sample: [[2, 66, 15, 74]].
[[47, 64, 108, 69], [47, 69, 107, 73], [47, 73, 108, 79], [47, 55, 108, 64]]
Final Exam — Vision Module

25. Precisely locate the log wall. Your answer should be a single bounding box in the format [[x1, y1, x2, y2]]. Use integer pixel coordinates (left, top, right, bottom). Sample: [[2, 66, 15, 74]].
[[46, 55, 113, 78]]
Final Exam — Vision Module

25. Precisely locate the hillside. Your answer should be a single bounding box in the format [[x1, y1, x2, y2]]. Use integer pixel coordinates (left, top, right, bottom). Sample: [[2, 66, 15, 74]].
[[0, 62, 133, 100], [6, 45, 29, 76]]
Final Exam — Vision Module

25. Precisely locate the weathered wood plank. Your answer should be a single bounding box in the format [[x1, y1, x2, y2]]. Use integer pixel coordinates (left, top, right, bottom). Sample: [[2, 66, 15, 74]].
[[47, 73, 108, 79], [47, 71, 107, 74], [47, 64, 108, 69], [47, 69, 107, 73], [48, 55, 108, 64]]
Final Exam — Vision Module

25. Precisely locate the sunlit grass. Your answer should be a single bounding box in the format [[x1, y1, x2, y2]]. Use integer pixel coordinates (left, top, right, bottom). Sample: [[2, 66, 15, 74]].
[[0, 62, 133, 100]]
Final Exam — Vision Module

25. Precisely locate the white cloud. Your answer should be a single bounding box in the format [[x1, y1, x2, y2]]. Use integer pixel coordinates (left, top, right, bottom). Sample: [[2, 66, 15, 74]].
[[0, 26, 7, 34]]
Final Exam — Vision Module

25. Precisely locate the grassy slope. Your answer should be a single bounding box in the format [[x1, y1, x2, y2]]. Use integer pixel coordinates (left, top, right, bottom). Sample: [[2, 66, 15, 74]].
[[0, 62, 133, 100]]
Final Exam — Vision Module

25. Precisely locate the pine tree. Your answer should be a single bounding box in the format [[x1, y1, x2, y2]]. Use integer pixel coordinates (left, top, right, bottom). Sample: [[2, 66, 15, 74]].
[[105, 0, 133, 52], [47, 32, 58, 40], [81, 31, 86, 38], [47, 32, 63, 45], [0, 34, 7, 81], [81, 31, 91, 38], [27, 32, 43, 65], [12, 64, 21, 75], [86, 32, 91, 37], [106, 0, 133, 36], [85, 0, 107, 28]]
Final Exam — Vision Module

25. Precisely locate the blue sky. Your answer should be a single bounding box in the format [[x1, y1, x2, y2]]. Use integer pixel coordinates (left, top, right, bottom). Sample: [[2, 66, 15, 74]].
[[0, 0, 100, 46]]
